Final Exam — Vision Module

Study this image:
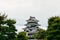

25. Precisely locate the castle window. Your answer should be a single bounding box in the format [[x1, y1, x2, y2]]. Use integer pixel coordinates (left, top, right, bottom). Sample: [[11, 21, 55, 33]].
[[29, 29, 32, 31]]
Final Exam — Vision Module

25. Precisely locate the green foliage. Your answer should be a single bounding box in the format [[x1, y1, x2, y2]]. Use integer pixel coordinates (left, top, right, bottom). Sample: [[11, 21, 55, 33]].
[[0, 13, 17, 40], [34, 29, 46, 39], [17, 32, 28, 40], [46, 16, 60, 40]]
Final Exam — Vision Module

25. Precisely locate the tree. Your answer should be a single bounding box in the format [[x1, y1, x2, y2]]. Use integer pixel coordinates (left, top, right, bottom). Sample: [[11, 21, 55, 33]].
[[17, 32, 28, 40], [34, 29, 46, 40], [0, 13, 17, 40], [6, 19, 17, 40], [46, 16, 60, 40]]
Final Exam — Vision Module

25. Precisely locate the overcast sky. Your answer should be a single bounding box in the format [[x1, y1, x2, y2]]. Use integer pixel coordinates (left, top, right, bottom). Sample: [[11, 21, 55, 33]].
[[0, 0, 60, 32]]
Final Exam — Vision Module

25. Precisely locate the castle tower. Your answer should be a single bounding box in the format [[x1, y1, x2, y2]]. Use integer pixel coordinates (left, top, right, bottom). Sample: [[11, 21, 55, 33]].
[[23, 16, 40, 38]]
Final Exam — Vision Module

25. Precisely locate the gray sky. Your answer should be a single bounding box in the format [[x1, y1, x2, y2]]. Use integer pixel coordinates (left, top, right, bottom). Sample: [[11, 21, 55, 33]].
[[0, 0, 60, 32]]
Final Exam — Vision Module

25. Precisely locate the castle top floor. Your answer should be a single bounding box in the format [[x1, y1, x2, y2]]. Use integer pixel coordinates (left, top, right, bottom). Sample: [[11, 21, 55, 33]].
[[26, 16, 39, 23]]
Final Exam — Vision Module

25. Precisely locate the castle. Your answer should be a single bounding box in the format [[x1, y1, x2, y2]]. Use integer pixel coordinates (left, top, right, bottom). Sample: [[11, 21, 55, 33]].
[[23, 16, 40, 39]]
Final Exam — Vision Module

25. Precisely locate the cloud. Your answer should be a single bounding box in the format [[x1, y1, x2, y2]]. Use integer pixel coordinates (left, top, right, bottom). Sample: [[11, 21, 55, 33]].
[[16, 25, 26, 33], [0, 0, 60, 32]]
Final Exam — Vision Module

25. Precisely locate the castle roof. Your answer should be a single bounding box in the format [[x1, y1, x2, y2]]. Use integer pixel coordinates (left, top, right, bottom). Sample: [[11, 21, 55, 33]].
[[26, 16, 39, 23]]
